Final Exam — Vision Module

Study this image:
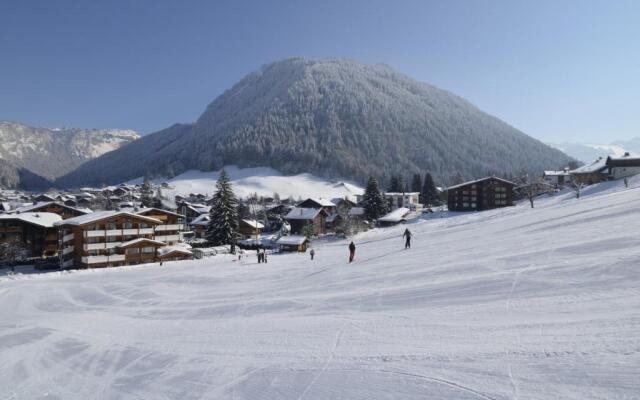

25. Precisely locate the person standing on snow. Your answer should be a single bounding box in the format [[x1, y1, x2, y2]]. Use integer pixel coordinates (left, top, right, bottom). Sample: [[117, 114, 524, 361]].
[[348, 241, 356, 263], [403, 228, 412, 249], [310, 249, 315, 260], [262, 249, 268, 263]]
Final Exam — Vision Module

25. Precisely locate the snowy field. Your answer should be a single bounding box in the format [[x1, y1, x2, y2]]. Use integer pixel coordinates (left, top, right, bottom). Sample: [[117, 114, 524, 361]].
[[2, 178, 640, 399], [129, 166, 364, 200]]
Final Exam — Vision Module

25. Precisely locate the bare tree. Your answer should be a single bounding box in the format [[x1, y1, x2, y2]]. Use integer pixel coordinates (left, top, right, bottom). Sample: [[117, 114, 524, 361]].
[[517, 174, 553, 208]]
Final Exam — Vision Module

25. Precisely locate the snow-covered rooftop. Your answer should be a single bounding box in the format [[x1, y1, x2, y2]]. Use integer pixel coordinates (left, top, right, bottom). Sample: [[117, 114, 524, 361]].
[[9, 201, 92, 215], [190, 214, 210, 226], [119, 238, 167, 248], [446, 177, 516, 191], [158, 246, 193, 257], [570, 157, 608, 174], [0, 212, 62, 228], [241, 219, 265, 229], [55, 210, 162, 226], [275, 235, 309, 245], [543, 170, 571, 176], [377, 207, 410, 223], [285, 207, 324, 220], [297, 197, 336, 207]]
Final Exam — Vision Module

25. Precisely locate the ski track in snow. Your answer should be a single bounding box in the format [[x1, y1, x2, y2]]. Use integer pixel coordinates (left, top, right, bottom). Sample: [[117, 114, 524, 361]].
[[2, 177, 640, 399]]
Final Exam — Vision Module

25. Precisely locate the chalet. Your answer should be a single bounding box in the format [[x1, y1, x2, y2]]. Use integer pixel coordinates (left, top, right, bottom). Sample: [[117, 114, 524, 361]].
[[605, 153, 640, 180], [296, 198, 336, 214], [0, 213, 62, 259], [569, 157, 608, 185], [383, 192, 421, 211], [543, 169, 571, 187], [239, 219, 265, 238], [55, 211, 165, 269], [275, 235, 310, 252], [178, 202, 210, 223], [446, 177, 516, 212], [9, 201, 91, 220], [32, 193, 57, 203], [284, 207, 328, 236], [377, 207, 410, 227], [331, 197, 357, 209], [189, 214, 210, 238], [135, 208, 185, 245]]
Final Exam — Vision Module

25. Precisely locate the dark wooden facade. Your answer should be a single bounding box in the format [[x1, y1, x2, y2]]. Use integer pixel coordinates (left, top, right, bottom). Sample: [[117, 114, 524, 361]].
[[0, 218, 58, 258], [447, 177, 515, 212]]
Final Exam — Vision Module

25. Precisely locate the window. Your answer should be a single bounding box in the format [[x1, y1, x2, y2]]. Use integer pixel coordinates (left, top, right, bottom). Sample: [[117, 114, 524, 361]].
[[139, 223, 148, 229], [106, 222, 117, 230], [124, 221, 133, 229], [462, 202, 469, 207], [142, 247, 155, 254], [126, 248, 140, 255], [471, 203, 476, 208]]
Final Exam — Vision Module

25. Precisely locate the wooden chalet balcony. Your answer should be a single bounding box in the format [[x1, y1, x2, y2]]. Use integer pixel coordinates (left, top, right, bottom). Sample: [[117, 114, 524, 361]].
[[62, 233, 74, 243], [154, 234, 180, 243], [62, 246, 74, 256], [85, 228, 155, 238], [155, 224, 183, 232], [83, 242, 123, 251], [81, 254, 126, 264]]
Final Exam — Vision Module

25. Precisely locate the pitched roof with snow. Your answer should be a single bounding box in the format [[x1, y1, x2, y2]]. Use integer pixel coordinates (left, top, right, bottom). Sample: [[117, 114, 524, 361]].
[[189, 214, 210, 226], [135, 207, 183, 218], [119, 238, 167, 248], [378, 207, 410, 223], [158, 246, 193, 257], [543, 170, 571, 177], [9, 201, 92, 215], [296, 198, 336, 208], [606, 154, 640, 167], [241, 219, 265, 229], [446, 177, 516, 191], [570, 157, 608, 174], [285, 207, 325, 220], [0, 212, 62, 228], [275, 235, 309, 245], [54, 210, 162, 227]]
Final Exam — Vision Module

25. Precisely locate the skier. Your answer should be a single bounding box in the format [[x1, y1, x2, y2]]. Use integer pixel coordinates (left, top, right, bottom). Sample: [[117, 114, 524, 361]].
[[262, 249, 268, 263], [310, 249, 315, 260], [403, 228, 412, 249], [257, 248, 262, 263], [348, 241, 356, 263]]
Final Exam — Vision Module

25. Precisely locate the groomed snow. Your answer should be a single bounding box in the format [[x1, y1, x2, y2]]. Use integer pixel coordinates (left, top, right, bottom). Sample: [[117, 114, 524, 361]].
[[2, 178, 640, 399], [129, 165, 364, 201]]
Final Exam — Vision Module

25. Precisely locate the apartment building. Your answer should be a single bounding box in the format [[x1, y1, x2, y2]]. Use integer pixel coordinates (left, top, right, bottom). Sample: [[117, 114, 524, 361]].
[[55, 211, 169, 269]]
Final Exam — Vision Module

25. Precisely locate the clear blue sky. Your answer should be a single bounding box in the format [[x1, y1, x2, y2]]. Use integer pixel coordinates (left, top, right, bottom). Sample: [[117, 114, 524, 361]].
[[1, 0, 638, 143]]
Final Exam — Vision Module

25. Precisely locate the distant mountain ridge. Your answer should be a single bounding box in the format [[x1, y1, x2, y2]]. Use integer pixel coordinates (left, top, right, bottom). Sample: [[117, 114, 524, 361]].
[[56, 58, 573, 188], [550, 138, 640, 163], [0, 121, 139, 189]]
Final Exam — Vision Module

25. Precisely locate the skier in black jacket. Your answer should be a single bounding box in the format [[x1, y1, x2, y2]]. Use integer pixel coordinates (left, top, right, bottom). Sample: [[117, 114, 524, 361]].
[[348, 241, 356, 263], [403, 228, 412, 249]]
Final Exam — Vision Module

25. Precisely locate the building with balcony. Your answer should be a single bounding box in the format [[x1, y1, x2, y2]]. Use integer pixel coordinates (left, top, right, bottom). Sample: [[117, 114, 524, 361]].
[[55, 211, 167, 269], [0, 212, 62, 259], [135, 208, 185, 245], [9, 201, 91, 220]]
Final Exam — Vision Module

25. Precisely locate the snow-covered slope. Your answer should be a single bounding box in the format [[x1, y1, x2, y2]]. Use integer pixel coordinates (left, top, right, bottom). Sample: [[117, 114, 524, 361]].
[[0, 121, 139, 185], [130, 165, 364, 200], [2, 178, 640, 399]]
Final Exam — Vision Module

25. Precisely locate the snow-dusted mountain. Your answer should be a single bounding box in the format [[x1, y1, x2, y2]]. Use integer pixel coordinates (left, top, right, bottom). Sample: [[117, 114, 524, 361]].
[[57, 57, 572, 188], [0, 121, 139, 188], [551, 138, 640, 163]]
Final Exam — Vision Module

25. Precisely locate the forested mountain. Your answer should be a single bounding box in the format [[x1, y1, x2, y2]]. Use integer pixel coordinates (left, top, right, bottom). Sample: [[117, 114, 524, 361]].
[[56, 58, 573, 188], [0, 121, 139, 188]]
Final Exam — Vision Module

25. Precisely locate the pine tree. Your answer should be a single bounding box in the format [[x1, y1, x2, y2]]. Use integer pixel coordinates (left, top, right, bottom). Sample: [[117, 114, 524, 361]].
[[140, 174, 154, 208], [388, 175, 405, 192], [301, 221, 315, 239], [411, 173, 422, 193], [363, 177, 388, 220], [205, 169, 240, 252], [421, 172, 439, 206]]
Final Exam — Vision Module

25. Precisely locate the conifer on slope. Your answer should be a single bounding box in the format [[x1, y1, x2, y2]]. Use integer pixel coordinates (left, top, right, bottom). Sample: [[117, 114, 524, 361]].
[[206, 169, 239, 252], [363, 177, 388, 221]]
